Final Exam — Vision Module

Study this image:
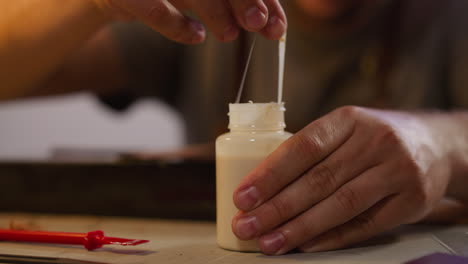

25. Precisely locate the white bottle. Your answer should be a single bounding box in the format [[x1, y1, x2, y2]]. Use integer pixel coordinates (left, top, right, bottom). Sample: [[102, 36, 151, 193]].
[[216, 102, 292, 252]]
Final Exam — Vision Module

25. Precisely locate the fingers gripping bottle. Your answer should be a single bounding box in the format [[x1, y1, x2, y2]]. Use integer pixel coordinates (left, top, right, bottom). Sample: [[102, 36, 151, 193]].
[[216, 102, 292, 252]]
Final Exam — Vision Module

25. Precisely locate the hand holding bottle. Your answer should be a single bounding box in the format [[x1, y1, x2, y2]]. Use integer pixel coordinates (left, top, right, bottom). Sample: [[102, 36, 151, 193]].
[[232, 106, 457, 255], [93, 0, 287, 44]]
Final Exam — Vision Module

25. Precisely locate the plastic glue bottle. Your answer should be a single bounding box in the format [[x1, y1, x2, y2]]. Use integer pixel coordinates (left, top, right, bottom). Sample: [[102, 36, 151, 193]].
[[216, 102, 292, 251]]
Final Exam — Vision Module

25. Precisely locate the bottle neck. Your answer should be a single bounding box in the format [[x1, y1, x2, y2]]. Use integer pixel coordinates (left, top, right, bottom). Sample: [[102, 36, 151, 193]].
[[229, 103, 286, 132], [228, 103, 287, 132]]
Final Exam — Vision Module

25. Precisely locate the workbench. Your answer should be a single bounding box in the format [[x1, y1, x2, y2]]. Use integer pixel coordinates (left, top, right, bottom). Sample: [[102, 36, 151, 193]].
[[0, 213, 465, 264], [0, 161, 216, 220]]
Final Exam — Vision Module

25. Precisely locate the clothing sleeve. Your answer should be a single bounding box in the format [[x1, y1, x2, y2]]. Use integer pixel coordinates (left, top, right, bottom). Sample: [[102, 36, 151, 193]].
[[97, 22, 185, 112]]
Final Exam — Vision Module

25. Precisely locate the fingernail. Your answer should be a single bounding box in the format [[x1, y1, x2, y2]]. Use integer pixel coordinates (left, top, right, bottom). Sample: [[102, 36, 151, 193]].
[[222, 24, 239, 42], [259, 232, 285, 255], [234, 215, 259, 239], [245, 6, 267, 30], [266, 16, 286, 39], [235, 186, 260, 210], [190, 21, 205, 43]]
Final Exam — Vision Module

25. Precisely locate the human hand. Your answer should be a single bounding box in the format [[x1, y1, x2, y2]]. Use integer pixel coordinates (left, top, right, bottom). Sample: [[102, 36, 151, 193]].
[[93, 0, 286, 44], [232, 106, 451, 255]]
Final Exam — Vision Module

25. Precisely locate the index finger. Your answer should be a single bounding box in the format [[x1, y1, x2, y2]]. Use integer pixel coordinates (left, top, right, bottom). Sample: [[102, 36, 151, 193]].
[[233, 106, 358, 212], [190, 0, 239, 42], [228, 0, 287, 39], [259, 0, 288, 40]]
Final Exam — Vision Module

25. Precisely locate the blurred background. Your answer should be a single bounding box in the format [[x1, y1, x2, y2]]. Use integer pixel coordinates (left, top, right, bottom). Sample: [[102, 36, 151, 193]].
[[1, 0, 466, 219], [0, 93, 184, 161]]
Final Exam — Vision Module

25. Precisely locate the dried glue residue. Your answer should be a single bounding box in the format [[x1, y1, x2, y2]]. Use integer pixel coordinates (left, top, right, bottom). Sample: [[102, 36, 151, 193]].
[[278, 33, 287, 104]]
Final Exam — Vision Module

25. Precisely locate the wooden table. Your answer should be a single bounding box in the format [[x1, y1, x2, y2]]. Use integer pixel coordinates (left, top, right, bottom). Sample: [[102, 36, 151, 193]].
[[0, 213, 465, 264]]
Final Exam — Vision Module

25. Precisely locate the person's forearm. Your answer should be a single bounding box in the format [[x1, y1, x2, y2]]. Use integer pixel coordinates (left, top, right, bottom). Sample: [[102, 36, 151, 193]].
[[421, 111, 468, 202], [0, 0, 109, 100], [29, 26, 128, 98]]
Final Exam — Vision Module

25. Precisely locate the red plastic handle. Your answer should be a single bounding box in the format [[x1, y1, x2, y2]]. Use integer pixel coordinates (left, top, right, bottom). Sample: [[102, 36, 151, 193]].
[[0, 229, 105, 250]]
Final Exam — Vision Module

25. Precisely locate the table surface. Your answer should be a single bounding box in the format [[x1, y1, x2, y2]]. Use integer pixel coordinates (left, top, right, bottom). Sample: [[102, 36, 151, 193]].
[[0, 213, 465, 264]]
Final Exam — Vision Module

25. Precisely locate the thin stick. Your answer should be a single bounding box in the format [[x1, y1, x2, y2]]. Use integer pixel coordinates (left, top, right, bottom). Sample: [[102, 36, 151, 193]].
[[278, 33, 287, 104], [235, 36, 257, 104]]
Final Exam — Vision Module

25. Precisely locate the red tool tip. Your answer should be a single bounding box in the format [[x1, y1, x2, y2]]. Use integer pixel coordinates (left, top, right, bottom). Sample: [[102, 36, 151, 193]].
[[107, 239, 150, 246], [85, 231, 150, 250]]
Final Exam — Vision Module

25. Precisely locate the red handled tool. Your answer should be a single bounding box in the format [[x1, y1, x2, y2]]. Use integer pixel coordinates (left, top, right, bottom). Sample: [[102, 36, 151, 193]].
[[0, 229, 149, 250]]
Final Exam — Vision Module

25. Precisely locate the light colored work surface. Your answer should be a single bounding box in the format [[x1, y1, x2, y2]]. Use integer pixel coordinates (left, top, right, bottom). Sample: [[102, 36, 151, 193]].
[[0, 213, 464, 264]]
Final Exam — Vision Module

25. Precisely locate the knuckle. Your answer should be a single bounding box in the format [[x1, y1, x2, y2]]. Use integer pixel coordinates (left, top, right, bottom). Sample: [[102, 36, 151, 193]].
[[400, 157, 425, 177], [293, 132, 324, 160], [335, 105, 362, 119], [372, 124, 410, 156], [305, 164, 338, 194], [334, 186, 361, 212], [260, 166, 276, 183], [377, 124, 401, 145]]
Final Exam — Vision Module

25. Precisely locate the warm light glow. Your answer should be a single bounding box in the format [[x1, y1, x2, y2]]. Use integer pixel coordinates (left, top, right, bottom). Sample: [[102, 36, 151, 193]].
[[295, 0, 365, 19]]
